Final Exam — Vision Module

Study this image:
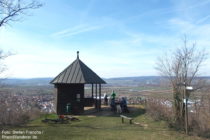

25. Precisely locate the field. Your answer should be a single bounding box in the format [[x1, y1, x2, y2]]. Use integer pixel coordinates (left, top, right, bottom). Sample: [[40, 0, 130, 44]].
[[2, 106, 207, 140]]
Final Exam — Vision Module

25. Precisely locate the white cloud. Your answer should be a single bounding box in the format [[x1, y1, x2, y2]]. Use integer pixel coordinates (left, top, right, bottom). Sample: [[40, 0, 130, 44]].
[[196, 14, 210, 24], [1, 25, 210, 78], [51, 24, 103, 38], [0, 29, 77, 78]]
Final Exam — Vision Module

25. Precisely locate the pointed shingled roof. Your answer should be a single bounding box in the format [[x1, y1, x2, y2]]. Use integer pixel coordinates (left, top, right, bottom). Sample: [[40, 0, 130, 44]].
[[50, 52, 106, 84]]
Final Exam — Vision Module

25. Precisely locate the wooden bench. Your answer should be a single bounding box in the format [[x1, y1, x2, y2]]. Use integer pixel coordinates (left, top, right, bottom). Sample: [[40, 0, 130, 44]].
[[120, 115, 133, 124]]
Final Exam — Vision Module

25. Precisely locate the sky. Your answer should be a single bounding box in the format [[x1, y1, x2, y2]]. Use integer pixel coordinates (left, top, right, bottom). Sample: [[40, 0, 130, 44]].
[[0, 0, 210, 78]]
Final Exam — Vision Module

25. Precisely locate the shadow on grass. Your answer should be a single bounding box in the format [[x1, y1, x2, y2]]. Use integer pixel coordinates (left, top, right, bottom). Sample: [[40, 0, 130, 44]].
[[83, 105, 146, 118], [128, 107, 146, 118]]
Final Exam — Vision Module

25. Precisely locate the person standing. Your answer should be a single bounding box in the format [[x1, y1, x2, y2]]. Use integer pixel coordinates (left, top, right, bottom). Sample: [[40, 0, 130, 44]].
[[111, 90, 116, 99], [104, 94, 108, 105], [120, 97, 129, 113], [110, 90, 116, 111]]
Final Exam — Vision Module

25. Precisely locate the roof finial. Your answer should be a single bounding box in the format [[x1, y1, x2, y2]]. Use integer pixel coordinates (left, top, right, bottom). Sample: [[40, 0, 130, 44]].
[[77, 51, 79, 59]]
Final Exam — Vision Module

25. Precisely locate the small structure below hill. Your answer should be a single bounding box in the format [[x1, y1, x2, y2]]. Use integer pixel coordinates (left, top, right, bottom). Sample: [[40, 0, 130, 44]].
[[50, 51, 106, 115]]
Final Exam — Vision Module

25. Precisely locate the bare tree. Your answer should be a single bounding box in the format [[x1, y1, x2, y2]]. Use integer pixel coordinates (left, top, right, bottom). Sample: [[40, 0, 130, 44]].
[[156, 36, 207, 128], [0, 0, 42, 27], [0, 1, 42, 127]]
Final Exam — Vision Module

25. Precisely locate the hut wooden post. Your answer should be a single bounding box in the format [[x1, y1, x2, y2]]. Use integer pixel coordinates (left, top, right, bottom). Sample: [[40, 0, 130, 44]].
[[95, 84, 98, 110], [99, 84, 101, 110], [91, 84, 94, 99]]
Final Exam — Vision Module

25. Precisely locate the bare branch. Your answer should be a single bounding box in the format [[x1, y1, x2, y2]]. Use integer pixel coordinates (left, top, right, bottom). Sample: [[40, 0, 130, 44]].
[[0, 0, 42, 27]]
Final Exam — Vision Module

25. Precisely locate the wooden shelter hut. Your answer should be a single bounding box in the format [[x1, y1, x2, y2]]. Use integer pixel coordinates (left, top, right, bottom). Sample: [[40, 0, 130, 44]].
[[50, 51, 106, 115]]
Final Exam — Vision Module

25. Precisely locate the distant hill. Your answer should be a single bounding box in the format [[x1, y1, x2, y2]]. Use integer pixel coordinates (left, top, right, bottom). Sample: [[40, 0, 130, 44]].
[[0, 78, 53, 86], [104, 76, 163, 87], [0, 76, 162, 86], [1, 76, 210, 87]]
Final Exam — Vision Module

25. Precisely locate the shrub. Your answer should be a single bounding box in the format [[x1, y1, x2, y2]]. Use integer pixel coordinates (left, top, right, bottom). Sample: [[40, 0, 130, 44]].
[[146, 98, 173, 121], [188, 95, 210, 138], [0, 92, 41, 126], [146, 95, 210, 138]]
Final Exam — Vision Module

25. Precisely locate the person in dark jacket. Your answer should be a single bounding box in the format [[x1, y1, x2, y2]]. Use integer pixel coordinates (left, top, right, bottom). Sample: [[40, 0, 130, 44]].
[[120, 97, 129, 113], [104, 94, 108, 105]]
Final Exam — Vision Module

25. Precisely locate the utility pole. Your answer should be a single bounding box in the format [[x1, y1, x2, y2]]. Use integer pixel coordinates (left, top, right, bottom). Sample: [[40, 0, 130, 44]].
[[178, 82, 190, 135], [185, 86, 193, 135], [184, 84, 189, 135], [183, 57, 189, 135]]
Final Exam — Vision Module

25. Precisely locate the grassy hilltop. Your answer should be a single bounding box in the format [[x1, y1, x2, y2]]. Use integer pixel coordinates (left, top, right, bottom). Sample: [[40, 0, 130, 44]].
[[3, 106, 206, 140]]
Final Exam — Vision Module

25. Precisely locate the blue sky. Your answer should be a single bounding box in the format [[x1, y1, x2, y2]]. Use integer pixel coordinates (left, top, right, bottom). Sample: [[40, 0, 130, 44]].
[[0, 0, 210, 78]]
